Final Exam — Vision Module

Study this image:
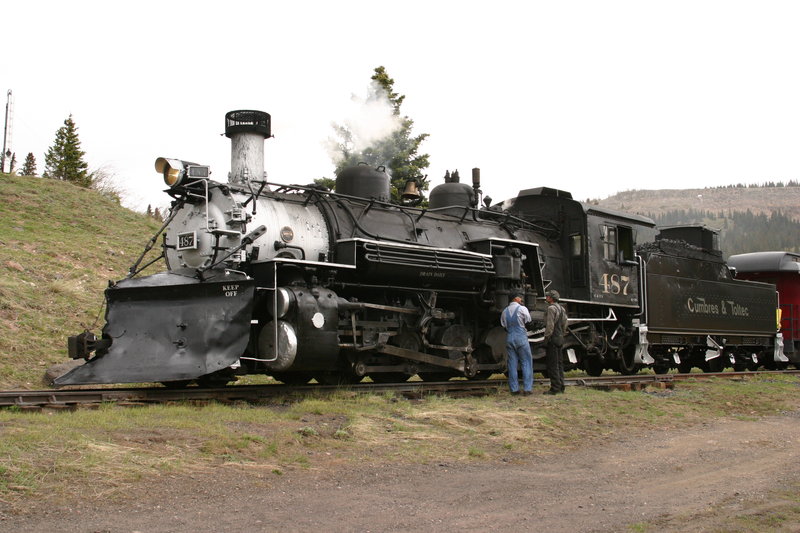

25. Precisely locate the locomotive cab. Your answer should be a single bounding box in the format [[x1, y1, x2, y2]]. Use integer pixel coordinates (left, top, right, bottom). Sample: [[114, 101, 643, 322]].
[[500, 187, 656, 308], [497, 188, 657, 375], [582, 206, 655, 307]]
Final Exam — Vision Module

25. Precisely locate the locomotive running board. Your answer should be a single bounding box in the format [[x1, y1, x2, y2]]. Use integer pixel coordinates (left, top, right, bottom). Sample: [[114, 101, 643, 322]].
[[54, 269, 256, 386], [377, 344, 465, 371]]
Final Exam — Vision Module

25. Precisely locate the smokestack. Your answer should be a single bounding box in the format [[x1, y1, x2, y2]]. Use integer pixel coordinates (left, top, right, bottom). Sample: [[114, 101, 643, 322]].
[[224, 110, 271, 185]]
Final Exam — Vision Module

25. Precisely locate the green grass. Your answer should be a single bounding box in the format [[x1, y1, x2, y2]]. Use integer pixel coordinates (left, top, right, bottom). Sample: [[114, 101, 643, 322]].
[[0, 174, 162, 388], [0, 375, 796, 504]]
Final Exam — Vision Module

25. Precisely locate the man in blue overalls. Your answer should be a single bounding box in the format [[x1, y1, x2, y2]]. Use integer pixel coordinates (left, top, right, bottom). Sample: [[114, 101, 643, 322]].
[[500, 290, 533, 395]]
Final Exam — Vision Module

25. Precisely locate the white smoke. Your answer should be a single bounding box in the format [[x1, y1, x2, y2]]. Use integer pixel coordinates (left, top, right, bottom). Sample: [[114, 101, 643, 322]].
[[325, 81, 403, 169]]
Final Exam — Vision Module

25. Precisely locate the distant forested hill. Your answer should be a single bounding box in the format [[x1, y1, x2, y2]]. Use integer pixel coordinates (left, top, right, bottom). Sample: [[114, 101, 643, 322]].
[[595, 183, 800, 257]]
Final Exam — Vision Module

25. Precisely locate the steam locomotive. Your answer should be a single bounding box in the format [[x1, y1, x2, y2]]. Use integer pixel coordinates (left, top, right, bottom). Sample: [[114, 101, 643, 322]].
[[55, 110, 789, 387]]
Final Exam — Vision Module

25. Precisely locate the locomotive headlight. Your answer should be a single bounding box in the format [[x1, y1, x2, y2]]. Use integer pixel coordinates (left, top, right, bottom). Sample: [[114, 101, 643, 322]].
[[155, 157, 186, 187], [155, 157, 211, 188]]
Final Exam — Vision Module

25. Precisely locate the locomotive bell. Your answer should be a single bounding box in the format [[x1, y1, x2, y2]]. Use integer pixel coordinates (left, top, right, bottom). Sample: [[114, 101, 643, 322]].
[[401, 178, 422, 202]]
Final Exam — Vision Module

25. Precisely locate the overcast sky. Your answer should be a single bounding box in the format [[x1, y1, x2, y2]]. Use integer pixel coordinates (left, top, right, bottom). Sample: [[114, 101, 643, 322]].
[[4, 1, 800, 211]]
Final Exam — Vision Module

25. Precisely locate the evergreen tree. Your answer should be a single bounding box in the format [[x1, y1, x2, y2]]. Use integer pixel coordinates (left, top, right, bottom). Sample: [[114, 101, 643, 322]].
[[313, 177, 336, 191], [21, 152, 37, 176], [43, 115, 91, 187], [329, 66, 430, 201]]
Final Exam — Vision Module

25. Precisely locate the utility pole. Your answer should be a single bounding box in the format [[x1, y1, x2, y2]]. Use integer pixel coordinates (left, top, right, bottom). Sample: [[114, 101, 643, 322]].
[[2, 90, 13, 173]]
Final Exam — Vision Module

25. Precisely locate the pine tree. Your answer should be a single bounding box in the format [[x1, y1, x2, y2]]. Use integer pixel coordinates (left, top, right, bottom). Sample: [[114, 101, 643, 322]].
[[21, 152, 37, 176], [43, 115, 91, 187], [329, 66, 430, 201]]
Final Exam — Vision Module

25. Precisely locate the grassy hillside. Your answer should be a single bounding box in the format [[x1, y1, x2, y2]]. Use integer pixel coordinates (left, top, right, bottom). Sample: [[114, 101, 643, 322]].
[[596, 185, 800, 221], [0, 174, 162, 389]]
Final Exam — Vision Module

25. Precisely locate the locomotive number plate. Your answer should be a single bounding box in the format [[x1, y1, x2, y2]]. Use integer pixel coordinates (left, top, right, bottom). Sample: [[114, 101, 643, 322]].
[[177, 231, 197, 251]]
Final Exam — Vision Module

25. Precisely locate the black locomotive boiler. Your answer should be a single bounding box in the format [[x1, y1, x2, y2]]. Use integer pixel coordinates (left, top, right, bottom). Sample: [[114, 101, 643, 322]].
[[55, 110, 786, 387]]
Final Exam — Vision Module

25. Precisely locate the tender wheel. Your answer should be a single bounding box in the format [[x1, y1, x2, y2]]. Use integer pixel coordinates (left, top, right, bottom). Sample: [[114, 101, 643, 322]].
[[653, 365, 670, 375], [675, 349, 693, 373], [704, 356, 725, 373], [584, 357, 604, 377]]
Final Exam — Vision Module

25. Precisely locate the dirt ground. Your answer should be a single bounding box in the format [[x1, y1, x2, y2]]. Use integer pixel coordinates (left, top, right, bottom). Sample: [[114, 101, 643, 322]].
[[2, 410, 799, 533]]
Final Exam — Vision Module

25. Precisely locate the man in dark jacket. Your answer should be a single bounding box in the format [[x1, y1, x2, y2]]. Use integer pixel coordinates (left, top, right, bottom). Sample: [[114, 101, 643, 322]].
[[544, 289, 568, 395]]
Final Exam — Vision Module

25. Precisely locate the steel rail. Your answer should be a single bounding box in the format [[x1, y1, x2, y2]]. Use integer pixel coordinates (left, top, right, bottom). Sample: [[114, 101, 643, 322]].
[[0, 370, 797, 409], [0, 381, 505, 408]]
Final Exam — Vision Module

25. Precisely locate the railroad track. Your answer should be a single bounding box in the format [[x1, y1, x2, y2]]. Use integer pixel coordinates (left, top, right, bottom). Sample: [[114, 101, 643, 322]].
[[1, 370, 797, 409]]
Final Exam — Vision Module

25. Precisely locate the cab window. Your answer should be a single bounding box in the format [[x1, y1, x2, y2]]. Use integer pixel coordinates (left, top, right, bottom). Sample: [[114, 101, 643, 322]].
[[618, 226, 634, 262], [601, 224, 634, 263], [570, 233, 586, 286], [601, 225, 617, 261]]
